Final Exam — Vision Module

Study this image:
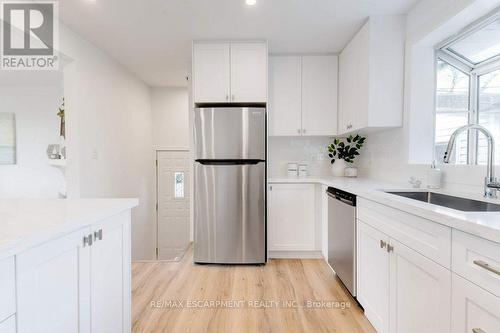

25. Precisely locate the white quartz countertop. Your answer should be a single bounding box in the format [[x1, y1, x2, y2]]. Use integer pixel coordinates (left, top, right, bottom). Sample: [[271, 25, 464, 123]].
[[0, 198, 138, 258], [269, 176, 500, 244]]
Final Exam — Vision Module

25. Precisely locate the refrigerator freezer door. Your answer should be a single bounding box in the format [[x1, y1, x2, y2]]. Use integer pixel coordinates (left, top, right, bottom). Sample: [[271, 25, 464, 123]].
[[194, 107, 266, 160], [194, 162, 266, 264]]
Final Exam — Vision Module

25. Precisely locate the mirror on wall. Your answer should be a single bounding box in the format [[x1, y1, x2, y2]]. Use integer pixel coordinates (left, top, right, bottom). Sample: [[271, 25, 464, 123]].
[[0, 113, 16, 165]]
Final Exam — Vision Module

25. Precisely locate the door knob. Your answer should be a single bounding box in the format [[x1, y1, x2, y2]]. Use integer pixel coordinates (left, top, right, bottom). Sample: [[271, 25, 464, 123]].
[[387, 244, 394, 253], [380, 240, 387, 249]]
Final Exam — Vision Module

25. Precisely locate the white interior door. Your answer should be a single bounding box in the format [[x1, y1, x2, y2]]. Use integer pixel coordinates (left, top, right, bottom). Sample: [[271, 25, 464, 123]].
[[157, 150, 191, 261]]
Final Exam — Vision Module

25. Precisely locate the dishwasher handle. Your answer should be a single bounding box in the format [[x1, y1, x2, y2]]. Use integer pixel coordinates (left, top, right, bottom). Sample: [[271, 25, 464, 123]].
[[326, 188, 356, 206]]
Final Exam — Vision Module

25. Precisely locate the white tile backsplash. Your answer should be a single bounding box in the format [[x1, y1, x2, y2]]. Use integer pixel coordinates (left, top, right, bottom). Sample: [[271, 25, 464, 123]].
[[268, 136, 333, 177]]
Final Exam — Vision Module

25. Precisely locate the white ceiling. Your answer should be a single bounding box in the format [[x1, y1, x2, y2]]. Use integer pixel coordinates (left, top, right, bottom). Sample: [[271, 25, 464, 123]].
[[59, 0, 418, 87]]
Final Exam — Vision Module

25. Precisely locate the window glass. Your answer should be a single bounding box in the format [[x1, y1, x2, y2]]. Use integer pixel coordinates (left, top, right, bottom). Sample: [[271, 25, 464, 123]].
[[447, 17, 500, 65], [434, 60, 470, 164], [174, 172, 184, 198], [478, 69, 500, 164]]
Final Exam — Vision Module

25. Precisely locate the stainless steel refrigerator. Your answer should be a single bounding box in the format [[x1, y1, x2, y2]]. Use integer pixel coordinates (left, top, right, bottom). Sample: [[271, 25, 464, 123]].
[[193, 106, 266, 264]]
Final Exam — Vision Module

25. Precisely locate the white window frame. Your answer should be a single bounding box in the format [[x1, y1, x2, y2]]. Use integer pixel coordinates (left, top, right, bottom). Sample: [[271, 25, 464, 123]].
[[435, 8, 500, 165]]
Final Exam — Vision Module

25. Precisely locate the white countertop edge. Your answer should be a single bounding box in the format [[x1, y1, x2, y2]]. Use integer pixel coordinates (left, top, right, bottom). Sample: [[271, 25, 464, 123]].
[[268, 177, 500, 244], [0, 198, 139, 258]]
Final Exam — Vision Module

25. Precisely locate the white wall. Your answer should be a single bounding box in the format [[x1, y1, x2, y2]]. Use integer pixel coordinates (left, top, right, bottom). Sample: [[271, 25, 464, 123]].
[[0, 84, 64, 198], [59, 25, 156, 260], [151, 87, 189, 149]]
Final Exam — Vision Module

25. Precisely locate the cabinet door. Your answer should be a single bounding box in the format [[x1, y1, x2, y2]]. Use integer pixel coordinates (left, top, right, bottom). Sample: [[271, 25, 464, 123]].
[[230, 42, 267, 103], [301, 55, 338, 136], [357, 221, 390, 333], [389, 239, 451, 333], [193, 43, 231, 103], [269, 56, 302, 136], [338, 23, 369, 134], [451, 273, 500, 333], [268, 183, 315, 251], [91, 212, 131, 333], [16, 228, 91, 333]]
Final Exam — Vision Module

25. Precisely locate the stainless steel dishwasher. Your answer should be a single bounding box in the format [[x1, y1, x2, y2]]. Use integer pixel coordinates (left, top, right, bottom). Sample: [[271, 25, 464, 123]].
[[327, 187, 357, 297]]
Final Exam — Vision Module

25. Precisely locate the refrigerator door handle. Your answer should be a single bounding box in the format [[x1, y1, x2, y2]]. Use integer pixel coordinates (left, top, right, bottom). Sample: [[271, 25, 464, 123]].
[[195, 159, 264, 165]]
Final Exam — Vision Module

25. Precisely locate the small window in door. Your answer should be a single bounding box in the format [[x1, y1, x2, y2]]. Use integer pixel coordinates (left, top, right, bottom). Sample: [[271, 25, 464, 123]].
[[174, 172, 185, 198]]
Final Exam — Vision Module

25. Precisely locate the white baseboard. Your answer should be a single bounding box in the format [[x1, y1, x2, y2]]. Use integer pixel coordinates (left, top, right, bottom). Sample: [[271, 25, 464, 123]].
[[268, 250, 324, 259]]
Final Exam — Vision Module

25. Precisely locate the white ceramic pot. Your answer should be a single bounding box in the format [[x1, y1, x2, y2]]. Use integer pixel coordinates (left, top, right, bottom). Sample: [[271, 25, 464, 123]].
[[331, 159, 347, 177]]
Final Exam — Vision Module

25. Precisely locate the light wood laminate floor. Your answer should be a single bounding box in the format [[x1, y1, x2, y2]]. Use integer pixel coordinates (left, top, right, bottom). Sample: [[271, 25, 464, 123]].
[[132, 248, 376, 333]]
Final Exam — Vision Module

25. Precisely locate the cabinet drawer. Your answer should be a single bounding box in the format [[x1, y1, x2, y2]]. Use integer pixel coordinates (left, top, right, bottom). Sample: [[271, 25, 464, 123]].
[[452, 273, 500, 333], [452, 230, 500, 297], [0, 257, 15, 322], [357, 198, 451, 268]]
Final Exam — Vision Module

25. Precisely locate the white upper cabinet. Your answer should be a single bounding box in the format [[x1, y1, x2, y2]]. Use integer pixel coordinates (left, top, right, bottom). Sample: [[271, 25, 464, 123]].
[[193, 43, 231, 103], [301, 55, 338, 136], [230, 42, 267, 103], [338, 16, 405, 135], [193, 41, 267, 103], [269, 54, 338, 136], [269, 56, 302, 136]]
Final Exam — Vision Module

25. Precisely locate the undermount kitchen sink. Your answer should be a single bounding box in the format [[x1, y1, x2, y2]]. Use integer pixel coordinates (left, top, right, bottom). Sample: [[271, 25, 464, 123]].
[[386, 191, 500, 212]]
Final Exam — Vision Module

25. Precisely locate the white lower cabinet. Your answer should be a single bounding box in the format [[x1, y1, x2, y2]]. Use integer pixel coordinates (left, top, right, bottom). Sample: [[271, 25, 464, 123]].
[[91, 213, 131, 333], [389, 239, 451, 333], [16, 212, 131, 333], [451, 273, 500, 333], [268, 183, 315, 252], [16, 227, 91, 333], [357, 221, 390, 333], [357, 220, 451, 333]]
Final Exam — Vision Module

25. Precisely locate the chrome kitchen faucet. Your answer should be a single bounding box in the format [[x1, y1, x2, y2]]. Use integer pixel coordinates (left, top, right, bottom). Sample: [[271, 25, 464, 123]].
[[443, 124, 500, 198]]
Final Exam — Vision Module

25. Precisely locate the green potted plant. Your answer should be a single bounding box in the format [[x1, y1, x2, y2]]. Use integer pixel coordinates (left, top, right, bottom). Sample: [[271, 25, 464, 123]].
[[327, 134, 366, 177]]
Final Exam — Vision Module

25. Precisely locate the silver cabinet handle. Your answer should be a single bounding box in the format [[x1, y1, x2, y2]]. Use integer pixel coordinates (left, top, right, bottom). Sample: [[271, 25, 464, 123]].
[[380, 240, 387, 249], [269, 186, 272, 191], [83, 234, 93, 247], [473, 260, 500, 276], [387, 244, 394, 253], [225, 94, 229, 101], [297, 129, 301, 134], [472, 329, 486, 333], [94, 229, 103, 242], [303, 129, 306, 134]]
